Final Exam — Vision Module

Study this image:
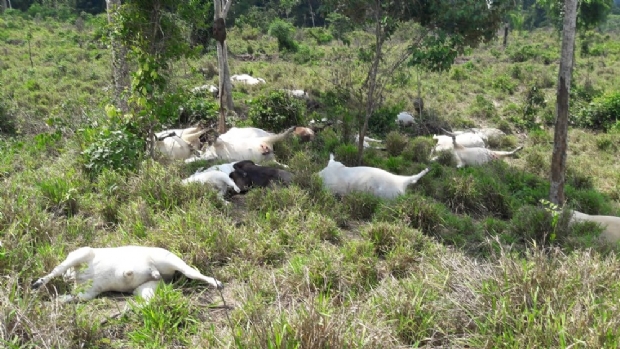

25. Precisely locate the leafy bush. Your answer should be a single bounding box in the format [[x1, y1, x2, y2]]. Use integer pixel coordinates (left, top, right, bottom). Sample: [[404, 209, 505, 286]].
[[80, 128, 145, 179], [293, 44, 324, 64], [468, 95, 498, 119], [401, 137, 434, 164], [180, 95, 218, 125], [368, 102, 402, 136], [508, 44, 539, 62], [385, 131, 408, 157], [491, 74, 517, 94], [248, 90, 306, 132], [306, 27, 333, 45], [268, 19, 298, 52], [575, 91, 620, 131], [334, 143, 358, 167]]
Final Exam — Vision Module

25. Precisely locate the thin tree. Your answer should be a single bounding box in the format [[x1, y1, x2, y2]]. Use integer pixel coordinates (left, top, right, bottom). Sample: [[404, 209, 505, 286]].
[[549, 0, 578, 205], [105, 0, 129, 113], [214, 0, 234, 134]]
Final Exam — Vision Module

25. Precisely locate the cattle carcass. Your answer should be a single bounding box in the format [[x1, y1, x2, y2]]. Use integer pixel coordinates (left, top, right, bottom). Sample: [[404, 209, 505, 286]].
[[32, 246, 222, 303], [436, 128, 523, 168], [231, 74, 266, 85], [185, 126, 295, 166], [318, 153, 430, 200], [229, 160, 293, 192]]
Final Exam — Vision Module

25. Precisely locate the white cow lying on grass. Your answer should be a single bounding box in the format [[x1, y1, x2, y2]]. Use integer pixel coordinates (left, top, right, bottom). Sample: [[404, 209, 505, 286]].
[[569, 210, 620, 244], [32, 246, 222, 303], [217, 127, 274, 142], [182, 170, 241, 204], [318, 153, 430, 200], [155, 132, 204, 161], [436, 129, 523, 168], [185, 127, 295, 166], [396, 111, 415, 126], [196, 161, 242, 176], [231, 74, 266, 85], [191, 84, 219, 97], [354, 134, 384, 149]]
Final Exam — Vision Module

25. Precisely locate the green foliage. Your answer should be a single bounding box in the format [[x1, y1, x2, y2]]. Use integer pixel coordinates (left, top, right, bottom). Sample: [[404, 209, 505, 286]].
[[306, 27, 333, 45], [326, 12, 353, 45], [80, 128, 145, 180], [128, 283, 199, 348], [491, 74, 517, 94], [268, 19, 298, 52], [575, 90, 620, 131], [368, 103, 402, 136], [248, 90, 306, 132], [334, 143, 358, 167], [468, 95, 498, 119], [341, 191, 382, 220], [293, 44, 324, 64], [180, 94, 219, 125], [385, 131, 408, 157]]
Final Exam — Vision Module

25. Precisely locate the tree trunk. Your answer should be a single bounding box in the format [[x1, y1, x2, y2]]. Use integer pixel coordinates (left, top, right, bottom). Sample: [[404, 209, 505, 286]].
[[106, 0, 130, 113], [214, 0, 234, 134], [308, 0, 315, 27], [356, 1, 383, 165], [1, 0, 7, 13], [549, 0, 578, 205], [503, 23, 509, 47]]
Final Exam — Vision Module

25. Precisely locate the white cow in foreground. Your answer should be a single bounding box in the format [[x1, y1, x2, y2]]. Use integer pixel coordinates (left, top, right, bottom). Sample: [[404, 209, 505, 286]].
[[32, 246, 222, 303], [231, 74, 266, 85], [437, 129, 523, 168], [569, 210, 620, 244], [318, 153, 430, 200], [186, 127, 295, 166]]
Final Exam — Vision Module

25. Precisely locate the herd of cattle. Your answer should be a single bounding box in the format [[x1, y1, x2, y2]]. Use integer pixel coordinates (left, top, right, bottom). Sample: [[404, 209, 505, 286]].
[[30, 111, 620, 307]]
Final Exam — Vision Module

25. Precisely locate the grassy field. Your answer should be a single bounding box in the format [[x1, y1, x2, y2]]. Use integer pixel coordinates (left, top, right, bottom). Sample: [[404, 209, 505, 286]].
[[1, 10, 620, 348]]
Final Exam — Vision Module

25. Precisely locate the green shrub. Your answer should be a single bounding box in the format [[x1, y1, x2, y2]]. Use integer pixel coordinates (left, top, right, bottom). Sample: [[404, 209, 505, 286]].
[[293, 44, 324, 64], [368, 102, 402, 136], [248, 90, 306, 132], [468, 95, 498, 119], [385, 131, 408, 157], [401, 137, 434, 164], [80, 128, 145, 180], [508, 44, 538, 62], [334, 143, 358, 166], [307, 27, 333, 45], [491, 74, 517, 94], [575, 91, 620, 131], [180, 94, 218, 125], [268, 19, 298, 52], [341, 191, 382, 220]]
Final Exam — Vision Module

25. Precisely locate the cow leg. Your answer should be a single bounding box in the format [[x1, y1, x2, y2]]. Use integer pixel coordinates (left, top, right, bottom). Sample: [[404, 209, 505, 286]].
[[32, 247, 95, 290]]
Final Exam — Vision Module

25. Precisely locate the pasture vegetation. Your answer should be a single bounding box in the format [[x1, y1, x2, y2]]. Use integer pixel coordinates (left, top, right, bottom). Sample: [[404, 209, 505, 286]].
[[2, 8, 620, 349]]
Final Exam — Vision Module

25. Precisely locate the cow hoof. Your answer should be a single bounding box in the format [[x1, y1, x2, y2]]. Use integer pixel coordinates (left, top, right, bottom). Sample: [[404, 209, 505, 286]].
[[32, 279, 44, 290]]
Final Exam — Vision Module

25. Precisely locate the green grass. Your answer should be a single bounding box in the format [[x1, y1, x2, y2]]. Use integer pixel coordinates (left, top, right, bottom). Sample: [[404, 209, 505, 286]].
[[1, 11, 620, 348]]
